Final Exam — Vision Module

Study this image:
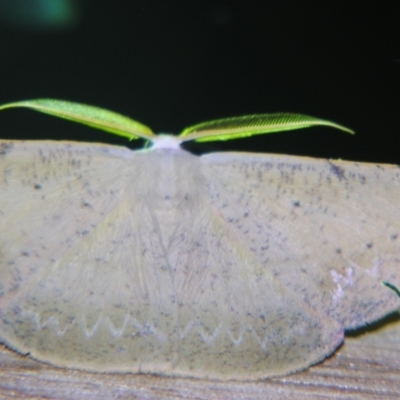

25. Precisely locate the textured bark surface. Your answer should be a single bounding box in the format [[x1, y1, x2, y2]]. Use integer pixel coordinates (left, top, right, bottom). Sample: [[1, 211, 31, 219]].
[[0, 313, 399, 400]]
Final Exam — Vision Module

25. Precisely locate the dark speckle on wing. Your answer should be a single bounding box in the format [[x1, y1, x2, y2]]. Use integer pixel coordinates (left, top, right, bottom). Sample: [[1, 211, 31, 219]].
[[0, 142, 13, 157], [328, 161, 345, 181]]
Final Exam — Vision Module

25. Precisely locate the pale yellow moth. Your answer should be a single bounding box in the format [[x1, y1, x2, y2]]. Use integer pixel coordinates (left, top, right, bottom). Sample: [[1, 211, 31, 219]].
[[0, 99, 399, 380]]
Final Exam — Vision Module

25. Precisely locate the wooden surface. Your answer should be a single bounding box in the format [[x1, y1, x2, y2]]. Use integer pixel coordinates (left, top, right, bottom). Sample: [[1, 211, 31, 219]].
[[0, 313, 399, 399]]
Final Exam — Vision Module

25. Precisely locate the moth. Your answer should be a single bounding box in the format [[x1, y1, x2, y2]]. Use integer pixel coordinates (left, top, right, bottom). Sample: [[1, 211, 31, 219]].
[[0, 99, 399, 380]]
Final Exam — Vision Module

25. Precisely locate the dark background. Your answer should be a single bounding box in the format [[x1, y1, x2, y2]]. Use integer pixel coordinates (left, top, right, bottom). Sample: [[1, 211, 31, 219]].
[[0, 0, 399, 162]]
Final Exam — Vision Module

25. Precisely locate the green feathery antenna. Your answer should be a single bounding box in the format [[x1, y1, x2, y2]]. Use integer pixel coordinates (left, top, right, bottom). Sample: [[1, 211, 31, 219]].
[[0, 98, 354, 143]]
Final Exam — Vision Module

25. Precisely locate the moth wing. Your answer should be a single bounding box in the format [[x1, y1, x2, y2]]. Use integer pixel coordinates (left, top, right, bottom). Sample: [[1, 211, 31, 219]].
[[201, 151, 400, 330], [0, 141, 182, 373], [0, 141, 344, 380], [3, 141, 399, 379], [167, 189, 344, 379]]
